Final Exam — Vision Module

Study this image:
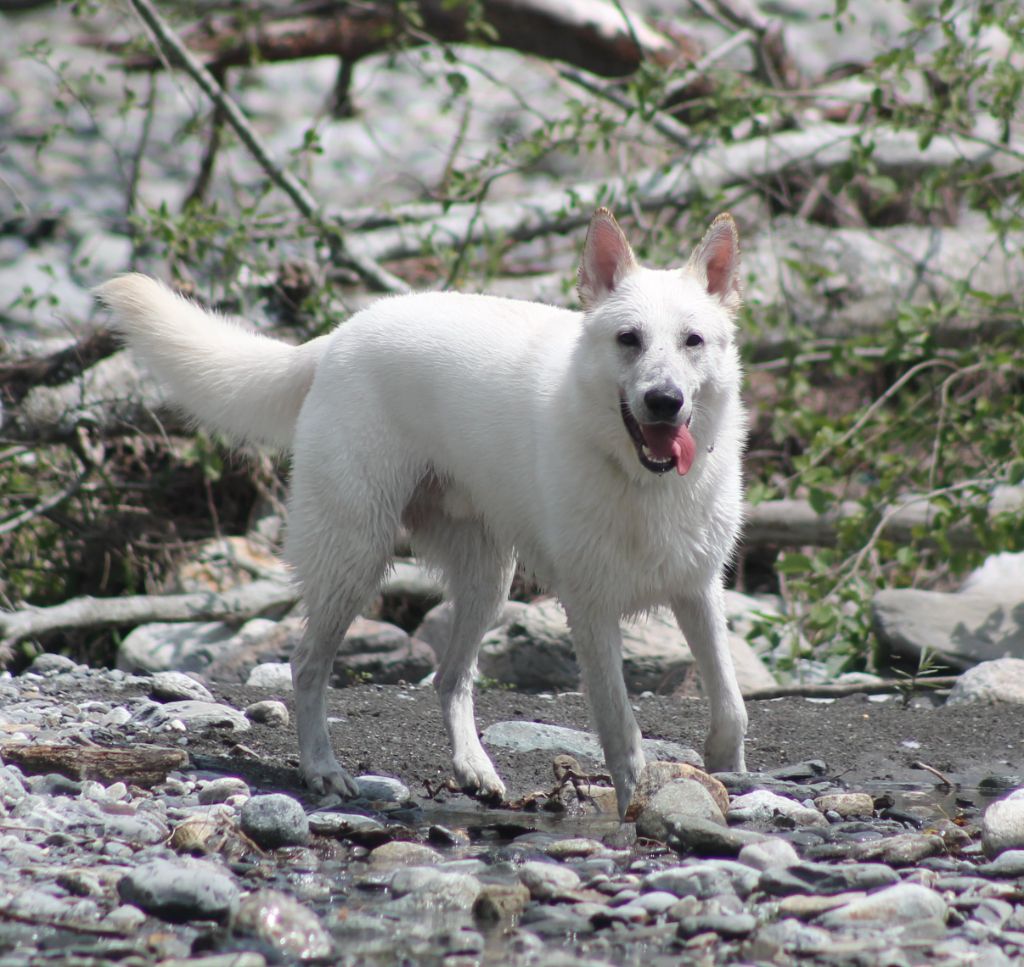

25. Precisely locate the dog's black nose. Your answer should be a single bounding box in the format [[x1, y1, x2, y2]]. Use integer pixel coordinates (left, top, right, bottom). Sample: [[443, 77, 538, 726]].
[[644, 386, 684, 420]]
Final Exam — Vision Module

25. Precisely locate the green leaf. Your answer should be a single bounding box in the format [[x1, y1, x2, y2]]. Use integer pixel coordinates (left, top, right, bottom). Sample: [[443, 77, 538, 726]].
[[777, 552, 814, 576]]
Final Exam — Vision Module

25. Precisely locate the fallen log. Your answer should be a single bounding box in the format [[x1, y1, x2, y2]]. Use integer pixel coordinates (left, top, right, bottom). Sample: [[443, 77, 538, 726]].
[[740, 218, 1024, 351], [3, 349, 181, 445], [743, 487, 1024, 551], [743, 676, 958, 701], [0, 742, 187, 788], [450, 220, 1024, 348], [0, 329, 120, 409], [0, 578, 300, 651], [108, 0, 700, 79], [342, 119, 1021, 263]]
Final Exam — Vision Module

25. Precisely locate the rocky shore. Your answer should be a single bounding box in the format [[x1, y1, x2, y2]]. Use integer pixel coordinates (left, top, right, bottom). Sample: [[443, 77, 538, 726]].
[[1, 655, 1023, 966]]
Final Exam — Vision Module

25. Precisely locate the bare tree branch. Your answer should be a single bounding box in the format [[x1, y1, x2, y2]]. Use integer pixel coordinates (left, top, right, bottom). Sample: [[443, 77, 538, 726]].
[[0, 329, 120, 407], [0, 467, 91, 537], [124, 0, 410, 294]]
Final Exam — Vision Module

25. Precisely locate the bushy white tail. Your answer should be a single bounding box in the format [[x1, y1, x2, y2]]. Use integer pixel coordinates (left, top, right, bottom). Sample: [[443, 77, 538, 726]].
[[95, 274, 329, 449]]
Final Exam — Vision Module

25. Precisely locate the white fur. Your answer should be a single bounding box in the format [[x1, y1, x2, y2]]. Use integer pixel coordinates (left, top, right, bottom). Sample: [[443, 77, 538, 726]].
[[95, 210, 748, 817]]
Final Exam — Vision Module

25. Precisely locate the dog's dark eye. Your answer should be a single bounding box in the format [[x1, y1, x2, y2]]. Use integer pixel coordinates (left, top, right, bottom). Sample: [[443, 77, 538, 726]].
[[617, 330, 642, 349], [685, 333, 704, 348]]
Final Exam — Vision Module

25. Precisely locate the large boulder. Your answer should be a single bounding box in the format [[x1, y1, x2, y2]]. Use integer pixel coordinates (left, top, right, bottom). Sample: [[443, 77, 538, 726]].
[[873, 551, 1024, 670], [946, 658, 1024, 706], [449, 598, 774, 695]]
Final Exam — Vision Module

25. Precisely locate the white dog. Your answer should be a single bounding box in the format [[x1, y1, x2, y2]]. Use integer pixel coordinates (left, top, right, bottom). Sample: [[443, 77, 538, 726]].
[[97, 208, 748, 817]]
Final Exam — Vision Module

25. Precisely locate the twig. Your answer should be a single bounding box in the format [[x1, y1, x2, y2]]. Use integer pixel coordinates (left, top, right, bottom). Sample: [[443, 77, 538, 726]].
[[912, 760, 956, 788], [608, 0, 645, 66], [123, 0, 409, 294], [183, 88, 227, 209], [700, 0, 799, 89], [743, 676, 958, 701], [125, 71, 157, 265], [798, 358, 961, 478], [821, 478, 1001, 607], [557, 67, 694, 148], [928, 362, 987, 491], [660, 28, 755, 104], [0, 467, 91, 537]]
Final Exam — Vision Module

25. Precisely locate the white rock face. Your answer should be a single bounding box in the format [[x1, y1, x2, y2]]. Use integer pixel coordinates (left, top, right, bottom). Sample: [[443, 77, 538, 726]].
[[982, 791, 1024, 857], [247, 662, 294, 690], [729, 789, 829, 828], [946, 658, 1024, 706], [818, 883, 947, 927]]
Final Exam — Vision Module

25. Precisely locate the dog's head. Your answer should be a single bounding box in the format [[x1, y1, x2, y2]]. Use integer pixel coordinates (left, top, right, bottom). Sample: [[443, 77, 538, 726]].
[[576, 208, 743, 478]]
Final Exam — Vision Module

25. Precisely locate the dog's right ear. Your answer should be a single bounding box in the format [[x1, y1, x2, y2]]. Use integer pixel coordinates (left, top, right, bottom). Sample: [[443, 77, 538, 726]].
[[577, 208, 637, 309]]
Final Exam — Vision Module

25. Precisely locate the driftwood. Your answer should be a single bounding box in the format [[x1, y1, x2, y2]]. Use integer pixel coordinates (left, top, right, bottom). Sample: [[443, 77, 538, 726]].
[[0, 742, 187, 788], [110, 0, 700, 80], [3, 349, 180, 445], [0, 329, 120, 409], [743, 676, 958, 701], [340, 119, 1021, 264], [745, 487, 1024, 551], [741, 220, 1024, 351], [0, 578, 300, 650]]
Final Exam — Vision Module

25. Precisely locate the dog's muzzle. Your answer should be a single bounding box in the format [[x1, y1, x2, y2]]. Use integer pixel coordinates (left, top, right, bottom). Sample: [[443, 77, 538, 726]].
[[619, 396, 697, 476]]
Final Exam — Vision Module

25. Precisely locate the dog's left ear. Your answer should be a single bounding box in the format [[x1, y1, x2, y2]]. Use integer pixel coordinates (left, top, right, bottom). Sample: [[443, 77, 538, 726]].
[[689, 213, 741, 311], [577, 208, 637, 309]]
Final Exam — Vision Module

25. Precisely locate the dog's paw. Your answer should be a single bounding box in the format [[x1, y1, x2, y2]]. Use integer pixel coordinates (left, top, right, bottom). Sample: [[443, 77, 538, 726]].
[[302, 757, 360, 800], [453, 752, 506, 802], [704, 735, 746, 774]]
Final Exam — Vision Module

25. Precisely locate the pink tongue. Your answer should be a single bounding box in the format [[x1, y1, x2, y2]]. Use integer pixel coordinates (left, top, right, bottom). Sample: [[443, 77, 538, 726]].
[[641, 422, 697, 475]]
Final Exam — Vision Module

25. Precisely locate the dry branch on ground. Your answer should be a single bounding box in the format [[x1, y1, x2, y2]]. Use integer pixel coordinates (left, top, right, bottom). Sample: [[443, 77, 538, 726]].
[[107, 0, 701, 79], [339, 119, 1022, 264], [0, 579, 300, 653]]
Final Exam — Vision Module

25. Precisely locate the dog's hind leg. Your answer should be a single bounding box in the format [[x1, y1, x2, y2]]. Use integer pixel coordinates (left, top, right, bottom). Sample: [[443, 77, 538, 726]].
[[563, 601, 646, 818], [415, 514, 514, 800], [286, 463, 401, 799], [672, 583, 747, 773]]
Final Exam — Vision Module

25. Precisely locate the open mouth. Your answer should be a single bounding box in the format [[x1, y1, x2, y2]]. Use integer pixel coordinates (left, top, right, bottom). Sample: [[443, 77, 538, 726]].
[[619, 396, 697, 476]]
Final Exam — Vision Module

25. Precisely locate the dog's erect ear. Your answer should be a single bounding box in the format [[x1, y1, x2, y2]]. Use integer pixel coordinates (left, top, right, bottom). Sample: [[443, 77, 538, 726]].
[[689, 213, 741, 311], [577, 208, 637, 309]]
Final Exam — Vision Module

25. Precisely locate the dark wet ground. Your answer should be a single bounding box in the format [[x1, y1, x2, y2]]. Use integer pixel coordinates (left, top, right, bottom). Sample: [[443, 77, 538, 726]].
[[175, 682, 1024, 808]]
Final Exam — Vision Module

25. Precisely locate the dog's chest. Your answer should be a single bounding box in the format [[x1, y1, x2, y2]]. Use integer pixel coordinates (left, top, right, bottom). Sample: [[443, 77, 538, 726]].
[[527, 466, 739, 609]]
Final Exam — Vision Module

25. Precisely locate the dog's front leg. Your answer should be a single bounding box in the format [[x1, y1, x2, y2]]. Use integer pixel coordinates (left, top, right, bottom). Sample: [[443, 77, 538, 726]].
[[672, 584, 747, 773], [564, 604, 646, 818], [292, 623, 359, 798]]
